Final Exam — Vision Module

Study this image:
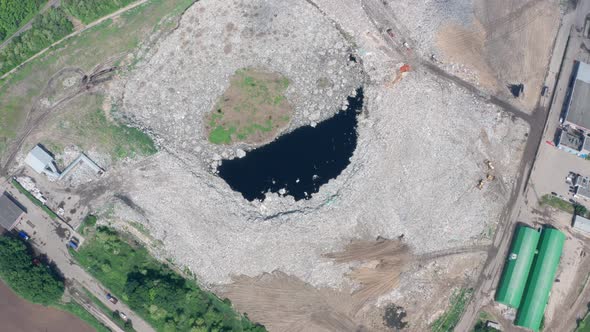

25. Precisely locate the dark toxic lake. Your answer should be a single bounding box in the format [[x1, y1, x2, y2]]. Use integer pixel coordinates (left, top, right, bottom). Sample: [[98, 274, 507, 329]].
[[217, 88, 363, 201]]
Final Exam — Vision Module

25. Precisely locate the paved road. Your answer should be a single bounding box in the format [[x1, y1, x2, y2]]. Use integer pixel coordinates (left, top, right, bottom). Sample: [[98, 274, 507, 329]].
[[0, 178, 156, 332], [0, 0, 60, 51]]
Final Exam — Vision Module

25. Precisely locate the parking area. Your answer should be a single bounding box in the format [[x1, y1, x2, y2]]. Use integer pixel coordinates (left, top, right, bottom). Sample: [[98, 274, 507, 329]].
[[531, 145, 590, 203]]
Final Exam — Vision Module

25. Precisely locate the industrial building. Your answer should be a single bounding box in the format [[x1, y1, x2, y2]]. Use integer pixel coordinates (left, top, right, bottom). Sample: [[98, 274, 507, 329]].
[[24, 144, 60, 179], [573, 215, 590, 234], [495, 226, 565, 332], [574, 175, 590, 201], [556, 126, 590, 157], [24, 144, 104, 181], [562, 61, 590, 132], [0, 192, 25, 230]]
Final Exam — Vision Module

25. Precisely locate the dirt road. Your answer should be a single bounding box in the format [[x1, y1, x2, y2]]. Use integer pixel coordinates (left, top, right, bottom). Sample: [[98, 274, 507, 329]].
[[0, 280, 94, 332]]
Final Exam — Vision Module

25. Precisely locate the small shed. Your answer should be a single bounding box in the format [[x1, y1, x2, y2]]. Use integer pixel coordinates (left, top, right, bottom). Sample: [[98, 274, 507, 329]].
[[573, 215, 590, 234], [24, 145, 59, 177], [0, 192, 25, 230]]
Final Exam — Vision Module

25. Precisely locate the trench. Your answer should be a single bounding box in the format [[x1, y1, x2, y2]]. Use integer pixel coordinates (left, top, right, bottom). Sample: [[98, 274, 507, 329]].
[[217, 88, 364, 201]]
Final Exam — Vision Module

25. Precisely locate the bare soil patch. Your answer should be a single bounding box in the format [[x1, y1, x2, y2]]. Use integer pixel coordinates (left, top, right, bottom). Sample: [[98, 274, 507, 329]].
[[436, 19, 498, 90], [222, 239, 409, 332], [0, 280, 93, 332], [205, 68, 293, 145]]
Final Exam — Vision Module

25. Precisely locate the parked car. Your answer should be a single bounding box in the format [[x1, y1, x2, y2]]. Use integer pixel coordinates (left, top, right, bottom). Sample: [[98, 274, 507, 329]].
[[17, 231, 30, 240], [119, 311, 128, 321], [67, 240, 78, 250], [106, 293, 118, 304]]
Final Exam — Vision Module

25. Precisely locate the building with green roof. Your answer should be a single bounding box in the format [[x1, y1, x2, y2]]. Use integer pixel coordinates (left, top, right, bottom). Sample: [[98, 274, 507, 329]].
[[515, 228, 565, 331], [495, 225, 541, 308]]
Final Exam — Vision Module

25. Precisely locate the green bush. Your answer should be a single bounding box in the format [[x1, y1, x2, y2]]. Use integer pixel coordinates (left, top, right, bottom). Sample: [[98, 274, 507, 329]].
[[0, 7, 73, 75], [0, 236, 64, 305], [72, 226, 266, 332], [0, 0, 45, 41], [62, 0, 135, 24]]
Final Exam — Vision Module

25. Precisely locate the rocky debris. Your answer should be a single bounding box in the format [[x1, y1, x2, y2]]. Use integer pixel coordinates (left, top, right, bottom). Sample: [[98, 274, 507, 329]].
[[56, 146, 108, 187], [89, 0, 530, 314], [15, 176, 47, 204], [121, 0, 364, 162]]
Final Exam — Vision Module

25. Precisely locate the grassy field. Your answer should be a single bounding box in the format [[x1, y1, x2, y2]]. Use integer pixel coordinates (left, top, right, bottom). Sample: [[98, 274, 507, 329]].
[[78, 215, 97, 236], [431, 288, 473, 332], [206, 68, 292, 144], [0, 0, 193, 160], [62, 0, 135, 24], [71, 225, 265, 332], [39, 94, 156, 160]]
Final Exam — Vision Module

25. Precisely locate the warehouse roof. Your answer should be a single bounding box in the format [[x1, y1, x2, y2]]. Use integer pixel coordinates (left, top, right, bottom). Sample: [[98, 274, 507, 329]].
[[573, 215, 590, 234], [0, 192, 25, 230], [565, 62, 590, 131], [24, 145, 59, 177], [515, 228, 565, 332], [495, 226, 540, 308]]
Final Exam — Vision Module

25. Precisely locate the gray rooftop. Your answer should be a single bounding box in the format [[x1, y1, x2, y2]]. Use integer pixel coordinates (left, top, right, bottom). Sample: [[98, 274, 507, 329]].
[[559, 127, 584, 151], [0, 192, 25, 230], [24, 145, 57, 175], [566, 62, 590, 130], [574, 215, 590, 234]]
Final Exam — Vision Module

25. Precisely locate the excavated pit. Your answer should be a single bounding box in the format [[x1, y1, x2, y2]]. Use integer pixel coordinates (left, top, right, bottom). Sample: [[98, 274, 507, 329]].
[[218, 89, 363, 201]]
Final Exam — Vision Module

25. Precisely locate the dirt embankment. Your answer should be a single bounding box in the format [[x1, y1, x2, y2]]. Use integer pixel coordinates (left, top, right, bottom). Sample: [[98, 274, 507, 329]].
[[0, 280, 94, 332], [222, 238, 410, 332]]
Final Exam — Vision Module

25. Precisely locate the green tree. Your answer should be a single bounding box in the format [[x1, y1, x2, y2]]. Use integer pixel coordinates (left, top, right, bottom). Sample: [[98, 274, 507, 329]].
[[0, 236, 64, 304], [574, 203, 588, 216]]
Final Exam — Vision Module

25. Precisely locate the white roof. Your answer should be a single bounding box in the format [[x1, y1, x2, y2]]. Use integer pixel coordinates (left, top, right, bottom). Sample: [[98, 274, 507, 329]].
[[24, 145, 54, 173], [577, 62, 590, 84], [573, 214, 590, 234]]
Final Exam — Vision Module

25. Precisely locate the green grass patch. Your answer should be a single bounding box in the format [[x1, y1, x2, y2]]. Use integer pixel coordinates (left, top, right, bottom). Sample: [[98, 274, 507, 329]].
[[71, 226, 266, 332], [78, 215, 97, 235], [209, 125, 236, 144], [62, 0, 136, 24], [578, 312, 590, 332], [540, 194, 575, 214], [55, 302, 111, 332], [11, 178, 59, 219], [431, 288, 473, 332], [206, 68, 292, 144]]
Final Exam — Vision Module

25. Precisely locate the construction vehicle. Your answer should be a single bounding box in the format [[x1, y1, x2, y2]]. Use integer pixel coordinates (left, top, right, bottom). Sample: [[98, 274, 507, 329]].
[[486, 174, 495, 181], [477, 179, 485, 190], [485, 159, 494, 170]]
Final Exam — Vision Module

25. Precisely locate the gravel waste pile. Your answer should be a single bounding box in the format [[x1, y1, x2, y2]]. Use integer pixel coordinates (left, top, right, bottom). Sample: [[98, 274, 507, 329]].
[[99, 0, 530, 301], [122, 0, 363, 161]]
